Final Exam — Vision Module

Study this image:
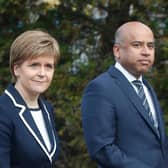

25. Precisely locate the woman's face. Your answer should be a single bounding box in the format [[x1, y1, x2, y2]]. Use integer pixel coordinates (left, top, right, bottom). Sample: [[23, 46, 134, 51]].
[[14, 55, 55, 98]]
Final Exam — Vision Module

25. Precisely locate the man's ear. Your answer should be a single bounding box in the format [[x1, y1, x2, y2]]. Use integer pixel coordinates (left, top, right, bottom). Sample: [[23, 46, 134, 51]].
[[113, 44, 120, 59]]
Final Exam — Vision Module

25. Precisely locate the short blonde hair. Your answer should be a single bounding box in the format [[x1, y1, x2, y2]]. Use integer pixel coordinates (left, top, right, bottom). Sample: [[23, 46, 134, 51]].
[[10, 30, 60, 82]]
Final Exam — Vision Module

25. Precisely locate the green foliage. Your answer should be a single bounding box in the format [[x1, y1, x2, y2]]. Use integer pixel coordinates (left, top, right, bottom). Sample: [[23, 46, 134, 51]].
[[1, 0, 168, 167]]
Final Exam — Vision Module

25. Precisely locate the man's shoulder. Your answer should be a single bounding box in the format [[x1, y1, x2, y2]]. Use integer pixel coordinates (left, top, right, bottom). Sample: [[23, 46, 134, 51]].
[[84, 66, 117, 92], [91, 65, 117, 84]]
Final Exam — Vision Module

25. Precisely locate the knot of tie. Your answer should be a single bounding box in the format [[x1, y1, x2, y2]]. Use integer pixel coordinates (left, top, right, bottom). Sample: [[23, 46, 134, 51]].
[[132, 80, 142, 90], [132, 80, 144, 98]]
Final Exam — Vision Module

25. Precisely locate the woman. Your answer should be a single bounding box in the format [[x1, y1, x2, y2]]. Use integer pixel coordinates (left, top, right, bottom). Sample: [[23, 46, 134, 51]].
[[0, 30, 60, 168]]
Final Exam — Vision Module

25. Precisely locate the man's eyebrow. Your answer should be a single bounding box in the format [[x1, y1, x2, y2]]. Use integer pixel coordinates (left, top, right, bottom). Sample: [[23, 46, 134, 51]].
[[130, 41, 155, 43]]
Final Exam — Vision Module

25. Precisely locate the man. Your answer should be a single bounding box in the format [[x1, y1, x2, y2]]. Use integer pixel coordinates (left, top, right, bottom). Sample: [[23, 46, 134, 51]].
[[81, 21, 168, 168]]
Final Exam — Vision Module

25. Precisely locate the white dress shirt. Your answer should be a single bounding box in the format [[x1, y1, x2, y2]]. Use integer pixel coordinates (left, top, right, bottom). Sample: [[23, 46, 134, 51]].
[[30, 108, 52, 152], [115, 62, 158, 128]]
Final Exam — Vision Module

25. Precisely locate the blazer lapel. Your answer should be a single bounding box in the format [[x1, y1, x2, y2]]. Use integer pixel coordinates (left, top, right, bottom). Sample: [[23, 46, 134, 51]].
[[21, 108, 48, 150], [39, 100, 57, 155], [19, 102, 57, 162], [4, 84, 57, 163], [108, 66, 161, 139]]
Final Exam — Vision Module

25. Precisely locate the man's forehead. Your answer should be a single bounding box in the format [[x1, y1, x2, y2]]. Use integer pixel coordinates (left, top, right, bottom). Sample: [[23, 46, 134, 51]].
[[123, 30, 154, 42]]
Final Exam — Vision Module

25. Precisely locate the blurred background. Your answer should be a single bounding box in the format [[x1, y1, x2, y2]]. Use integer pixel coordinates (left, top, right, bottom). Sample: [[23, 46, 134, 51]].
[[1, 0, 168, 167]]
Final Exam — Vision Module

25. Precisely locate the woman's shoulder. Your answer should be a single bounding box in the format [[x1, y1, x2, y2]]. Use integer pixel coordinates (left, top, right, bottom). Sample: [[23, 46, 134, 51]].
[[0, 91, 12, 108]]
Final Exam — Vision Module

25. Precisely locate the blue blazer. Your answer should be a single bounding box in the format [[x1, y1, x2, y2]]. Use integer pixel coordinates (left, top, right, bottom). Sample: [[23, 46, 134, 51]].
[[0, 84, 60, 168], [82, 66, 168, 168]]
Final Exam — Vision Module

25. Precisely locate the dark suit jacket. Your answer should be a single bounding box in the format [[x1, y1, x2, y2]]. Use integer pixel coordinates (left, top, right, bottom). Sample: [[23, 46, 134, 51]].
[[0, 84, 59, 168], [82, 66, 168, 168]]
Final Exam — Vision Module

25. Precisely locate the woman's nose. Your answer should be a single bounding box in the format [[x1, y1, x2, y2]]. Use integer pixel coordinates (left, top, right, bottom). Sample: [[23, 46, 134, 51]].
[[38, 67, 46, 76]]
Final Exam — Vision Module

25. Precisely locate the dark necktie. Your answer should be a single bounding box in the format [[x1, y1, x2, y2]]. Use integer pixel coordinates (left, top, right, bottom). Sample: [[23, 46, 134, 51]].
[[132, 80, 160, 137]]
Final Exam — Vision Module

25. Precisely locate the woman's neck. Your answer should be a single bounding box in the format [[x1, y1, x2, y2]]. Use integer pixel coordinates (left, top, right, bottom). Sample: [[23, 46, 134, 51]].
[[14, 84, 39, 108]]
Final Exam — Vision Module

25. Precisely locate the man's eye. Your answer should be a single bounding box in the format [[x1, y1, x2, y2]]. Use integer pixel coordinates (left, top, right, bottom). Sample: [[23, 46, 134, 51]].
[[147, 43, 155, 49], [131, 42, 142, 48]]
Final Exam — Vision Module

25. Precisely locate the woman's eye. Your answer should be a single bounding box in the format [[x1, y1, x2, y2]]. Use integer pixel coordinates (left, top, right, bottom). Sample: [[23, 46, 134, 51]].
[[46, 64, 54, 69], [29, 63, 39, 67]]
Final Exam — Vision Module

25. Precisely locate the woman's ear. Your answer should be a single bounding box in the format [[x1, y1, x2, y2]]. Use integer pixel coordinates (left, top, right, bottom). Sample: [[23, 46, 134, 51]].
[[13, 64, 20, 77]]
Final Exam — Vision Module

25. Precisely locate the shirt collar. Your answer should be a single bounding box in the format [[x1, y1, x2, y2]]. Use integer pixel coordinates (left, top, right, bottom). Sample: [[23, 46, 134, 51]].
[[115, 62, 142, 83]]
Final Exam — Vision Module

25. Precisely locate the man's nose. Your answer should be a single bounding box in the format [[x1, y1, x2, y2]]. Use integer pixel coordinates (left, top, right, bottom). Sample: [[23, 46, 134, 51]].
[[141, 45, 150, 55]]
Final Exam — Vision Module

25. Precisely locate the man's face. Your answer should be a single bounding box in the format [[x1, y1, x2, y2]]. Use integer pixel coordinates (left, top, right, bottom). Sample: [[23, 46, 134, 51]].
[[113, 25, 155, 78]]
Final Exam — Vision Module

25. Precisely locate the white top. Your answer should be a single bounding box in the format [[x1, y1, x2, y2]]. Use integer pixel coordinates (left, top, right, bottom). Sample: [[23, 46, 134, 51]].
[[115, 62, 158, 128], [30, 108, 52, 152]]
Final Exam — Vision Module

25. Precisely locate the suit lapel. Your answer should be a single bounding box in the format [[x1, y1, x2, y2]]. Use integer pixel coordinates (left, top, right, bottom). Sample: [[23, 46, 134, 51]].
[[108, 66, 162, 139], [4, 84, 57, 163], [144, 80, 166, 143]]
